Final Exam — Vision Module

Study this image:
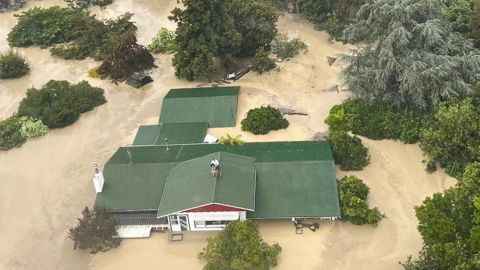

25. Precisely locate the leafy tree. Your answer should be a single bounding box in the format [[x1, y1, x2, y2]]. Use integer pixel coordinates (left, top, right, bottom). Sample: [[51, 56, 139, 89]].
[[338, 176, 383, 226], [0, 117, 26, 151], [472, 0, 480, 46], [199, 221, 282, 270], [420, 98, 480, 177], [8, 7, 89, 47], [403, 162, 480, 269], [325, 99, 426, 144], [219, 134, 245, 145], [327, 130, 370, 171], [18, 80, 106, 128], [230, 0, 278, 56], [444, 0, 475, 34], [8, 7, 136, 60], [147, 28, 177, 54], [98, 31, 155, 81], [69, 207, 121, 254], [170, 0, 277, 81], [253, 47, 276, 74], [342, 0, 480, 110], [241, 106, 289, 135], [0, 50, 29, 79], [272, 34, 308, 59]]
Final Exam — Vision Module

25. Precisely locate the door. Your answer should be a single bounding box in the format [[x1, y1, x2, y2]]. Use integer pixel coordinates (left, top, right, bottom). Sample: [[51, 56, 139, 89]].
[[169, 214, 190, 232]]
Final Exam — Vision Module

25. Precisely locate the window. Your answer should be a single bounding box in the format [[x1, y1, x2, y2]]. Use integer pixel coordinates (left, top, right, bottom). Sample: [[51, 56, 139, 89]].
[[194, 221, 206, 228]]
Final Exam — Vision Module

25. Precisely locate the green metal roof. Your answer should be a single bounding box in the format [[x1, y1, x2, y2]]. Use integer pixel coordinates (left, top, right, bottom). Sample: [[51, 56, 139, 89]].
[[247, 161, 340, 219], [95, 163, 177, 211], [95, 141, 340, 218], [157, 152, 256, 217], [132, 123, 208, 146], [164, 86, 239, 99], [159, 86, 239, 127], [107, 141, 334, 165]]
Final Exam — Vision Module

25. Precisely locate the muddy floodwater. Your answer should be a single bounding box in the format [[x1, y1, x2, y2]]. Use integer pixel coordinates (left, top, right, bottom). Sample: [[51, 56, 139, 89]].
[[0, 1, 455, 270]]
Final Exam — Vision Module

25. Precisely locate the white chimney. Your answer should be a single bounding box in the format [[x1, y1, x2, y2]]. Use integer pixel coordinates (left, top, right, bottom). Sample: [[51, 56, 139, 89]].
[[93, 164, 105, 193]]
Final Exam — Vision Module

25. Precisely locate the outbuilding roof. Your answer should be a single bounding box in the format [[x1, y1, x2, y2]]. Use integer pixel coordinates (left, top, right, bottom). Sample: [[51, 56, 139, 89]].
[[132, 122, 208, 146], [157, 152, 256, 217], [159, 86, 239, 127]]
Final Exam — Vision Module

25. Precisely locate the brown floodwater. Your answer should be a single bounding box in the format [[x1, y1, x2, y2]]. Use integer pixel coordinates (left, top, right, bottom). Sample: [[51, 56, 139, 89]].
[[0, 1, 455, 270]]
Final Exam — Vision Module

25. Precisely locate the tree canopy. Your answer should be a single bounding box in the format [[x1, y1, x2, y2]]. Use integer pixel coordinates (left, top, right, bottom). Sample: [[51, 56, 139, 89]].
[[403, 162, 480, 269], [170, 0, 278, 81], [198, 221, 282, 270], [342, 0, 480, 110]]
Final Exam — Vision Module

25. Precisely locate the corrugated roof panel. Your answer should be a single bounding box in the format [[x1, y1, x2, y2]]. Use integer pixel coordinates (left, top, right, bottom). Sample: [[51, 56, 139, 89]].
[[247, 161, 341, 219], [132, 123, 208, 146], [157, 152, 256, 217]]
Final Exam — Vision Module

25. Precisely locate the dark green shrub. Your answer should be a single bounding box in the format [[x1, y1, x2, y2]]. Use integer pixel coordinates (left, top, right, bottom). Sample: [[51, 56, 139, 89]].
[[323, 13, 345, 40], [241, 106, 289, 135], [338, 175, 383, 226], [147, 28, 177, 54], [8, 7, 136, 61], [325, 99, 425, 144], [0, 117, 26, 151], [253, 47, 276, 74], [8, 7, 87, 47], [0, 50, 29, 79], [425, 160, 437, 173], [272, 34, 308, 59], [327, 130, 370, 171], [18, 80, 106, 128], [69, 207, 121, 254]]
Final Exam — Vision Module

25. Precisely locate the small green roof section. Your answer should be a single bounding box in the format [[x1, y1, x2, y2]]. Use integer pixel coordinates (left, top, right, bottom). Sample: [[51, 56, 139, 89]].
[[159, 86, 239, 127], [132, 122, 208, 146], [247, 161, 340, 219], [157, 152, 256, 217]]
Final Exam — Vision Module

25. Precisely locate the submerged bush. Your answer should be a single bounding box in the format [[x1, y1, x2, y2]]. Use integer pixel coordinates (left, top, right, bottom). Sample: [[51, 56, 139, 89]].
[[338, 175, 383, 226], [8, 7, 136, 60], [219, 134, 245, 145], [241, 106, 289, 135], [18, 116, 49, 139], [272, 34, 308, 59], [253, 47, 276, 74], [325, 99, 425, 144], [0, 50, 29, 79], [18, 80, 106, 128], [327, 130, 370, 171], [0, 117, 25, 151], [98, 31, 155, 81], [147, 28, 177, 54]]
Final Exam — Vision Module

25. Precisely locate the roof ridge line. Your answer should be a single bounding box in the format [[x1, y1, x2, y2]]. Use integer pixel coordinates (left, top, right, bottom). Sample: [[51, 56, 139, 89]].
[[212, 152, 220, 203]]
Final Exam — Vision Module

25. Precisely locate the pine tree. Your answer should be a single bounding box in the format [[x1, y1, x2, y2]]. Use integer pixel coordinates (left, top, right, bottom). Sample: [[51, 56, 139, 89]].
[[69, 207, 121, 254], [342, 0, 480, 110]]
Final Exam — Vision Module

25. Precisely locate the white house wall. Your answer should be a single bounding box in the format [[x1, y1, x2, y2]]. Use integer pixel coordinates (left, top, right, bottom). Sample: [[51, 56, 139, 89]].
[[116, 224, 168, 238], [186, 211, 246, 231]]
